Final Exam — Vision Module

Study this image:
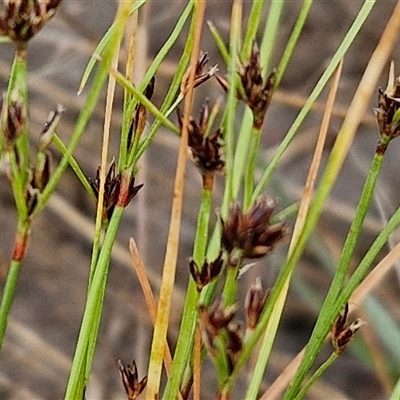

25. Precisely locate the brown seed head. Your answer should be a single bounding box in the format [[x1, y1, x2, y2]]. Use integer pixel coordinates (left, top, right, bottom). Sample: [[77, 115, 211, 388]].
[[117, 358, 147, 400], [331, 304, 365, 354], [178, 99, 224, 175], [375, 64, 400, 140], [181, 52, 218, 96], [245, 277, 269, 330], [0, 0, 63, 48], [238, 42, 275, 128], [221, 196, 287, 259], [189, 252, 224, 292], [1, 93, 25, 146], [128, 78, 155, 149], [39, 104, 64, 151], [199, 298, 237, 356], [216, 42, 275, 129], [226, 321, 244, 368], [89, 160, 143, 222]]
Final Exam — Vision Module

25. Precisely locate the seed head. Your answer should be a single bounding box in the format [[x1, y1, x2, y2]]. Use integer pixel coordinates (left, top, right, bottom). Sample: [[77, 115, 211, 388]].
[[189, 252, 224, 292], [216, 42, 275, 129], [127, 78, 154, 149], [331, 304, 365, 354], [0, 0, 63, 48], [375, 63, 400, 140], [221, 196, 287, 259], [181, 52, 218, 95], [177, 99, 224, 176], [1, 92, 25, 146], [245, 277, 269, 330], [239, 42, 275, 129], [117, 359, 147, 400], [199, 298, 237, 356], [89, 160, 143, 222], [39, 104, 64, 151]]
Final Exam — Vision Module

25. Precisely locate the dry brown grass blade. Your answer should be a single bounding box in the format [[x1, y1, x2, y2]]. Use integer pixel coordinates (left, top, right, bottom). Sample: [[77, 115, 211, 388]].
[[145, 1, 208, 398], [128, 239, 172, 371]]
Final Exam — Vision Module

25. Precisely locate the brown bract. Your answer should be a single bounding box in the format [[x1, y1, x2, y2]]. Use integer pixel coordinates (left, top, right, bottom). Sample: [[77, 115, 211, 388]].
[[221, 196, 286, 259], [0, 0, 63, 48]]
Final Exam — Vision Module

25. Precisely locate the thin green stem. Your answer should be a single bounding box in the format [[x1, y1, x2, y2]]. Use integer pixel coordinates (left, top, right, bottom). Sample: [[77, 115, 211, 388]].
[[120, 1, 193, 167], [283, 132, 387, 399], [252, 0, 372, 202], [294, 352, 339, 400], [163, 187, 213, 400], [222, 263, 239, 306], [275, 0, 314, 88], [30, 7, 128, 219], [232, 1, 284, 203], [0, 220, 30, 351], [7, 149, 28, 220], [243, 126, 261, 210], [221, 0, 242, 217], [7, 48, 30, 182], [64, 206, 124, 399], [52, 133, 95, 198]]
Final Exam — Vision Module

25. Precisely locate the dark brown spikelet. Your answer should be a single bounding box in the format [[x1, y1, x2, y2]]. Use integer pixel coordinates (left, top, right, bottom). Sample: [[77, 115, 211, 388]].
[[375, 64, 400, 142], [216, 42, 275, 129], [221, 196, 287, 259], [245, 277, 269, 330], [0, 0, 63, 48], [331, 304, 365, 355], [189, 252, 224, 292], [1, 93, 25, 146], [177, 99, 224, 177], [238, 42, 275, 129], [181, 52, 218, 95], [89, 160, 143, 222], [226, 321, 244, 368], [199, 298, 237, 355], [128, 77, 155, 149], [117, 359, 147, 400]]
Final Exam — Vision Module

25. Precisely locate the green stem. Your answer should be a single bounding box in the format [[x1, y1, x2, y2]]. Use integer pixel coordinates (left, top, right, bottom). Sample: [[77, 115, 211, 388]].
[[294, 352, 339, 400], [283, 137, 387, 398], [275, 0, 314, 88], [221, 0, 241, 216], [163, 187, 213, 399], [0, 220, 30, 351], [252, 0, 372, 202], [64, 206, 124, 399], [243, 126, 261, 210], [30, 4, 129, 219], [7, 148, 28, 220], [52, 133, 95, 198], [120, 1, 193, 167], [6, 48, 30, 183]]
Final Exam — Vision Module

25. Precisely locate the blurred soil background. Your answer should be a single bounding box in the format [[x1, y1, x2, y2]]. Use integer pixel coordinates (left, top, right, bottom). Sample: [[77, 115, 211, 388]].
[[1, 1, 400, 399]]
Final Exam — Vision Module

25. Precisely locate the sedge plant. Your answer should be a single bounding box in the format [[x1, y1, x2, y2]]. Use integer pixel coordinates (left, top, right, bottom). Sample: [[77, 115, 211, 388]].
[[1, 0, 400, 399]]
